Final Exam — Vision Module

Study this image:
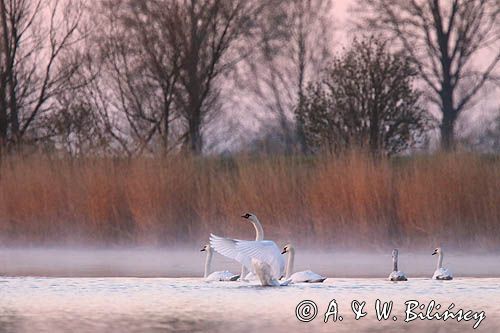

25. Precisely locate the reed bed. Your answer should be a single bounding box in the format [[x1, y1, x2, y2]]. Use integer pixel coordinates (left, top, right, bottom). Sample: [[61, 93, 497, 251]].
[[0, 152, 498, 249]]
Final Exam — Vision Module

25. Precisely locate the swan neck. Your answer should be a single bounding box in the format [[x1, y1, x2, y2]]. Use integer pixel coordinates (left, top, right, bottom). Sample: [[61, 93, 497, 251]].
[[286, 249, 295, 279], [437, 252, 443, 270], [252, 218, 264, 241], [204, 250, 213, 278], [393, 256, 398, 272]]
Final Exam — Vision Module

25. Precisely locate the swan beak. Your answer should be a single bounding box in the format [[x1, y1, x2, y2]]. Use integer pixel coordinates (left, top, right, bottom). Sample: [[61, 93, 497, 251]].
[[200, 248, 205, 252], [431, 251, 437, 255], [281, 249, 287, 254]]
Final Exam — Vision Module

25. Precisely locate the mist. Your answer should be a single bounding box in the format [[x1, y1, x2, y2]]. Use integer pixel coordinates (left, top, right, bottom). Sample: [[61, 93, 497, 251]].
[[2, 247, 499, 278]]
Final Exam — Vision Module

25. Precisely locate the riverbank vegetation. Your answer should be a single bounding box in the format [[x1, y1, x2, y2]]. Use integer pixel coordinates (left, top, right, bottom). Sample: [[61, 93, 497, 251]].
[[0, 152, 498, 249]]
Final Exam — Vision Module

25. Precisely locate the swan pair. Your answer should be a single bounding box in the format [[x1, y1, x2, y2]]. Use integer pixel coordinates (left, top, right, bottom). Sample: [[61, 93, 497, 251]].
[[206, 213, 325, 286], [388, 247, 453, 281]]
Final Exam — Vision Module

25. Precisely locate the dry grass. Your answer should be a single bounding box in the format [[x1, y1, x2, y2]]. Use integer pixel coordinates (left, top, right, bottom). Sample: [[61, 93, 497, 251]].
[[0, 152, 498, 249]]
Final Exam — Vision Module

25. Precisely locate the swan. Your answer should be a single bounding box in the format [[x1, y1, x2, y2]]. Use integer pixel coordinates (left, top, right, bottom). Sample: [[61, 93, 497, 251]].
[[201, 244, 239, 281], [388, 249, 407, 281], [281, 243, 326, 283], [432, 247, 453, 280], [209, 234, 289, 286], [238, 213, 264, 281]]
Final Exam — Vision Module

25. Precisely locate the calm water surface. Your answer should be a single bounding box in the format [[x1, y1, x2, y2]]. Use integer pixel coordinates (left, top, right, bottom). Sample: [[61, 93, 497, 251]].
[[1, 277, 499, 333]]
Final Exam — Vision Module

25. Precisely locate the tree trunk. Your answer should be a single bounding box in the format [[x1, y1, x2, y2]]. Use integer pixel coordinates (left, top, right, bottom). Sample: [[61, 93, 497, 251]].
[[369, 105, 380, 155], [0, 0, 9, 147], [440, 112, 456, 151], [295, 80, 307, 153], [185, 3, 202, 155], [188, 114, 202, 154], [0, 82, 9, 145], [161, 93, 170, 154], [0, 0, 18, 145], [295, 110, 307, 153], [440, 90, 456, 151], [295, 19, 307, 154]]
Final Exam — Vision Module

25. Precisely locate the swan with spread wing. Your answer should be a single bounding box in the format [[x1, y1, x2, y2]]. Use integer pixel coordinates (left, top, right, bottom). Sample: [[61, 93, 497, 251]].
[[209, 233, 288, 287]]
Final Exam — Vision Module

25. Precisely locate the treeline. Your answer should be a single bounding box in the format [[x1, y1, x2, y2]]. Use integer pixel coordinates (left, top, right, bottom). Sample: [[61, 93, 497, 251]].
[[0, 0, 498, 156]]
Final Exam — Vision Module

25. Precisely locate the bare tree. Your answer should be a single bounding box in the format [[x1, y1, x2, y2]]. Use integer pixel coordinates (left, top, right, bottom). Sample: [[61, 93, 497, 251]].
[[92, 0, 264, 155], [83, 0, 183, 156], [294, 0, 334, 153], [40, 50, 113, 156], [300, 37, 431, 155], [243, 0, 333, 153], [354, 0, 500, 151], [170, 0, 264, 154], [0, 0, 84, 152]]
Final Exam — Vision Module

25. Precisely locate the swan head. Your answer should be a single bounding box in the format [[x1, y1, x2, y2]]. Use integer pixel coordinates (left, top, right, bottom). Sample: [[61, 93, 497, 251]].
[[281, 243, 294, 254], [241, 212, 259, 224], [200, 244, 212, 253], [392, 249, 399, 259], [432, 247, 442, 256]]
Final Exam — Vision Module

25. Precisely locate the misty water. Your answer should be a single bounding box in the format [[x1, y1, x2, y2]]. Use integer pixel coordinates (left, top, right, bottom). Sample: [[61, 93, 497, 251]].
[[1, 249, 500, 332]]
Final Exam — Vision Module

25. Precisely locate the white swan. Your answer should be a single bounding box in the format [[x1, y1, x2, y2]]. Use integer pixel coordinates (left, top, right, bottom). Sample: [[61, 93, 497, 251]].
[[281, 244, 326, 283], [432, 247, 453, 280], [209, 234, 288, 286], [201, 244, 239, 281], [239, 213, 264, 281], [388, 249, 407, 281]]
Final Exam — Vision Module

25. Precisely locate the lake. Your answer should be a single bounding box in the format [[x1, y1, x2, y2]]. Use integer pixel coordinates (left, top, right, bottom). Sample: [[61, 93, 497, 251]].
[[1, 277, 499, 333], [1, 248, 500, 332]]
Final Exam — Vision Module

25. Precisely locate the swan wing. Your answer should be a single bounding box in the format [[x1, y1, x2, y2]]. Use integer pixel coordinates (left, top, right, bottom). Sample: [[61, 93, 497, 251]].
[[442, 268, 453, 277], [251, 258, 288, 286], [290, 270, 326, 283], [234, 240, 285, 279], [251, 258, 276, 286], [389, 271, 407, 281], [205, 271, 240, 282], [209, 234, 252, 271], [433, 267, 453, 280]]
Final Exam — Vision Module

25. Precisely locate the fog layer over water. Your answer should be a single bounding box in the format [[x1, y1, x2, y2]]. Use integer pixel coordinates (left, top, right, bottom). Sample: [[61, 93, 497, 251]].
[[1, 248, 500, 277]]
